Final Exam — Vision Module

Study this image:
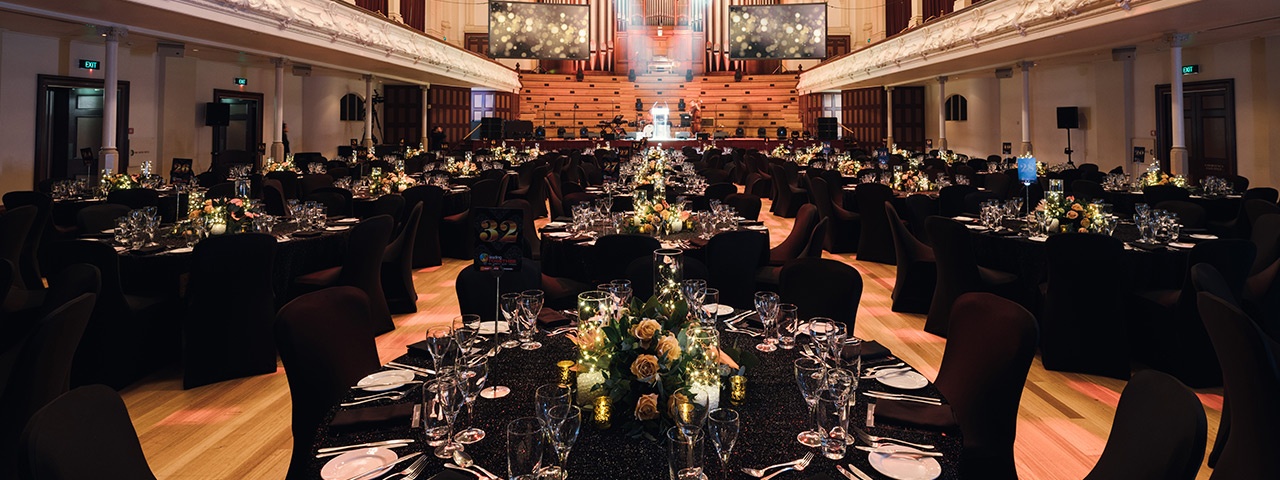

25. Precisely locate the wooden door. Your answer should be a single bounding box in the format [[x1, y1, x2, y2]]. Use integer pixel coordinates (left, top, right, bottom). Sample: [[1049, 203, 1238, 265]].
[[428, 85, 472, 146], [842, 87, 884, 150], [381, 85, 422, 147], [1156, 79, 1236, 179], [890, 86, 926, 152]]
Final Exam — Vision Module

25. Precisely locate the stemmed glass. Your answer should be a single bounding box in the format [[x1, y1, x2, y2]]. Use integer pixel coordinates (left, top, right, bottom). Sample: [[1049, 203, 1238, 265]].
[[534, 384, 572, 432], [454, 315, 482, 358], [793, 357, 826, 447], [544, 404, 581, 480], [707, 408, 740, 480], [500, 293, 522, 349], [681, 279, 707, 308], [424, 324, 455, 373], [454, 355, 488, 444], [431, 376, 464, 459], [754, 291, 780, 352], [518, 289, 544, 350], [609, 279, 633, 307]]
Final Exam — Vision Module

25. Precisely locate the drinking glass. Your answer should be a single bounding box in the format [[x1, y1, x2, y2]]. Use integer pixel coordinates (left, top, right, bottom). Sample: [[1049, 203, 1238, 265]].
[[609, 279, 634, 307], [535, 384, 572, 431], [775, 303, 799, 350], [454, 356, 488, 444], [423, 379, 452, 447], [507, 417, 546, 480], [753, 291, 780, 352], [827, 322, 848, 366], [518, 289, 544, 350], [545, 404, 581, 480], [674, 396, 709, 442], [454, 315, 483, 359], [794, 357, 826, 447], [424, 324, 455, 373], [681, 279, 707, 307], [806, 318, 837, 363], [814, 388, 849, 460], [707, 408, 739, 480], [842, 336, 863, 374], [701, 288, 720, 326], [500, 292, 522, 349], [666, 426, 705, 480], [431, 376, 464, 458]]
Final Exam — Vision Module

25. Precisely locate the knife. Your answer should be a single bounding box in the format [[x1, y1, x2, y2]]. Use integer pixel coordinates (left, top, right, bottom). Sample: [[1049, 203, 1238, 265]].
[[351, 380, 423, 389], [834, 465, 859, 480], [344, 451, 423, 480], [855, 445, 944, 457], [847, 464, 876, 480], [315, 443, 411, 459], [316, 439, 416, 454]]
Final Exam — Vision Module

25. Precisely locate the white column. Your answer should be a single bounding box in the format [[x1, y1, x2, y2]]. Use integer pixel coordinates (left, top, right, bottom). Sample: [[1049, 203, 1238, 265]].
[[99, 27, 124, 173], [937, 76, 948, 151], [911, 0, 924, 28], [420, 85, 430, 148], [1116, 47, 1136, 174], [885, 86, 895, 148], [1020, 61, 1033, 155], [271, 58, 286, 162], [363, 74, 375, 148], [1169, 34, 1190, 174], [388, 0, 402, 23]]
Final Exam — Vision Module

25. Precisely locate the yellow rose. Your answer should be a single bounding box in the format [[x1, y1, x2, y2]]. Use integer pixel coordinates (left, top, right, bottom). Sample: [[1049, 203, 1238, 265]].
[[653, 203, 665, 212], [1071, 204, 1084, 212], [632, 319, 661, 342], [1066, 211, 1079, 220], [630, 354, 659, 384], [634, 393, 660, 421], [667, 392, 689, 419], [656, 335, 681, 362], [1080, 218, 1091, 228], [1078, 228, 1088, 233]]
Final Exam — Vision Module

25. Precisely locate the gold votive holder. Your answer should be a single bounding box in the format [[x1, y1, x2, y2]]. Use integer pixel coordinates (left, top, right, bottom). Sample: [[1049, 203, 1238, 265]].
[[729, 375, 747, 404], [593, 395, 612, 429], [556, 360, 576, 387]]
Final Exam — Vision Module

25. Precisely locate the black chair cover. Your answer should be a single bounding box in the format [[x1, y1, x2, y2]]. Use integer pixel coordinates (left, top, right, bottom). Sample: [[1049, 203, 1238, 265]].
[[1071, 180, 1105, 201], [306, 187, 353, 217], [809, 177, 859, 254], [983, 173, 1015, 199], [1083, 370, 1206, 480], [962, 191, 1002, 215], [779, 258, 862, 329], [265, 171, 300, 199], [275, 287, 380, 480], [105, 188, 158, 210], [510, 165, 549, 218], [854, 182, 896, 265], [403, 185, 444, 268], [886, 203, 935, 314], [724, 193, 762, 222], [705, 230, 769, 309], [299, 174, 334, 197], [2, 192, 52, 289], [184, 234, 278, 389], [262, 183, 289, 217], [1243, 198, 1280, 228], [0, 206, 37, 291], [1042, 233, 1130, 379], [924, 216, 1018, 337], [1244, 187, 1278, 204], [360, 193, 404, 220], [703, 183, 736, 202], [292, 215, 395, 334], [938, 185, 977, 218], [1155, 200, 1208, 229], [19, 385, 157, 480], [769, 204, 819, 266], [800, 218, 827, 260], [469, 179, 502, 209], [591, 235, 661, 284], [75, 204, 130, 234], [1142, 184, 1190, 206], [382, 203, 422, 314], [935, 292, 1038, 480], [768, 164, 806, 218], [1245, 214, 1280, 333], [903, 194, 938, 245], [455, 258, 543, 322]]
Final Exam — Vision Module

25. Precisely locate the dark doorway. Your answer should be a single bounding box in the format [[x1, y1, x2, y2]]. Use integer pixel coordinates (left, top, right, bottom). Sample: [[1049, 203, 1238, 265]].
[[1156, 79, 1236, 180], [35, 75, 130, 184], [212, 89, 264, 173], [381, 85, 423, 147]]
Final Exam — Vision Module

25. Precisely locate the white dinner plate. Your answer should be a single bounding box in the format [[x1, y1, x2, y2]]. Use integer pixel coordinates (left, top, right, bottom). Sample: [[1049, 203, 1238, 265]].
[[1189, 234, 1218, 240], [337, 217, 359, 224], [703, 304, 734, 316], [965, 224, 988, 231], [1169, 242, 1196, 249], [952, 216, 975, 222], [320, 447, 398, 480], [356, 370, 415, 392], [1027, 235, 1048, 243], [876, 370, 929, 390], [868, 445, 943, 480], [474, 322, 511, 335], [746, 225, 767, 231], [545, 231, 572, 238], [325, 226, 350, 232], [1227, 194, 1242, 199], [546, 221, 568, 228], [166, 246, 194, 254]]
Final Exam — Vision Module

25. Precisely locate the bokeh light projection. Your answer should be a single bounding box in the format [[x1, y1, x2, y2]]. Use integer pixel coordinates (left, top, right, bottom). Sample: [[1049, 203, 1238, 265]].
[[488, 1, 590, 60], [728, 3, 827, 60]]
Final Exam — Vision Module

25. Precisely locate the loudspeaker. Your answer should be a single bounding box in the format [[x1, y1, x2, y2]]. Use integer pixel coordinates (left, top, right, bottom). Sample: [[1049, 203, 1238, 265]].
[[685, 69, 694, 82], [1057, 107, 1079, 129], [757, 127, 768, 138], [481, 117, 504, 140], [776, 127, 788, 139], [734, 127, 745, 137], [675, 132, 690, 139], [817, 117, 838, 140], [697, 133, 710, 140], [205, 102, 230, 126]]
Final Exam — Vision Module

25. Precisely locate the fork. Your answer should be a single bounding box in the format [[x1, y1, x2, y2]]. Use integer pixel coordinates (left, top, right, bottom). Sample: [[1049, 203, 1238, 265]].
[[760, 452, 813, 480], [742, 452, 813, 478], [853, 427, 935, 450], [385, 456, 427, 480], [340, 390, 411, 407]]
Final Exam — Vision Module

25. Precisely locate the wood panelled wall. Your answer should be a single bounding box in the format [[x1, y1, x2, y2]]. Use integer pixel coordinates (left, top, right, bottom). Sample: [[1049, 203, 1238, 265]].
[[356, 0, 387, 16], [890, 86, 926, 152], [428, 85, 471, 144], [826, 35, 851, 60], [494, 92, 520, 121], [799, 93, 822, 137], [840, 86, 925, 151], [922, 0, 955, 22], [382, 85, 422, 147]]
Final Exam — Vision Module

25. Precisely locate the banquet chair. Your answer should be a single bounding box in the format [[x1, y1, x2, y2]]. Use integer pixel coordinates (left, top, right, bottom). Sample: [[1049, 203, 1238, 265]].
[[1244, 214, 1280, 330], [500, 199, 541, 261], [703, 183, 737, 203], [1131, 239, 1255, 387], [935, 292, 1038, 480], [768, 204, 820, 267], [937, 185, 977, 218], [702, 169, 732, 185], [1070, 180, 1105, 202], [1191, 262, 1248, 468], [723, 193, 762, 222], [1244, 187, 1278, 204], [292, 215, 395, 335], [768, 164, 807, 218], [743, 173, 771, 199], [545, 174, 567, 220], [1041, 233, 1130, 379], [104, 188, 158, 210], [455, 258, 543, 322], [509, 164, 550, 218], [809, 178, 859, 254], [468, 178, 502, 209], [480, 168, 508, 183], [402, 185, 444, 268], [275, 287, 380, 480], [923, 217, 1019, 337], [206, 182, 237, 200], [591, 235, 661, 285], [853, 182, 897, 265], [19, 385, 157, 480], [359, 193, 404, 220], [265, 171, 300, 199], [261, 182, 289, 217], [2, 192, 55, 289], [0, 206, 38, 292], [778, 258, 862, 328], [298, 173, 334, 197], [903, 194, 939, 245], [962, 191, 1002, 215], [1083, 370, 1206, 480], [0, 293, 95, 478], [194, 171, 221, 188], [1155, 200, 1208, 229], [1243, 198, 1280, 228], [1198, 293, 1280, 480], [305, 187, 353, 218], [983, 173, 1015, 199], [626, 256, 710, 301], [705, 230, 769, 309], [382, 202, 422, 314], [183, 234, 278, 389], [0, 260, 11, 326], [886, 203, 936, 314], [74, 204, 130, 234], [1143, 184, 1191, 207]]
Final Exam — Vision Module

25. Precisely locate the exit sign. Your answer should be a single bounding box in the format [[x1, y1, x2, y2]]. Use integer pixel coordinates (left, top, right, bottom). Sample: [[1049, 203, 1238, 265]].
[[1182, 64, 1200, 75], [78, 59, 100, 70], [234, 77, 248, 86]]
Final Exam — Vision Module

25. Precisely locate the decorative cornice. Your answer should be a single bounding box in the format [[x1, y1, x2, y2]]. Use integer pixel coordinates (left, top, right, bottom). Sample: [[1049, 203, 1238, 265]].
[[797, 0, 1148, 92], [132, 0, 519, 91]]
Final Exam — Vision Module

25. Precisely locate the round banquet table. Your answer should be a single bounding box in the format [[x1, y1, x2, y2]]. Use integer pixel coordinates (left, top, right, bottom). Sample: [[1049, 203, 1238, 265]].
[[308, 322, 963, 479], [538, 226, 770, 283], [1098, 190, 1241, 219]]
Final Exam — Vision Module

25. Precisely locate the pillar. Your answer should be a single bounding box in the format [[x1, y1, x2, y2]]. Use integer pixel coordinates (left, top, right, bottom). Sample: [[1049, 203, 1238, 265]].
[[1115, 47, 1136, 173], [99, 27, 124, 173], [363, 74, 375, 149], [388, 0, 402, 23], [1169, 34, 1191, 174], [1020, 61, 1033, 155], [911, 0, 924, 27], [271, 58, 286, 162], [937, 76, 948, 151], [885, 86, 895, 148], [420, 85, 430, 149]]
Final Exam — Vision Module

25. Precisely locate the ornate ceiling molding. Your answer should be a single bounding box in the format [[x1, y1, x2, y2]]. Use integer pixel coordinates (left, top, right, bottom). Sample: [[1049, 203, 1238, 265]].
[[797, 0, 1151, 92], [134, 0, 520, 91]]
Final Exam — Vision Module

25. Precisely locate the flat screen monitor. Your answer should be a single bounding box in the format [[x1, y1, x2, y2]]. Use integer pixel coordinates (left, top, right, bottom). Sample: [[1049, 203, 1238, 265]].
[[728, 3, 827, 60], [488, 1, 590, 60]]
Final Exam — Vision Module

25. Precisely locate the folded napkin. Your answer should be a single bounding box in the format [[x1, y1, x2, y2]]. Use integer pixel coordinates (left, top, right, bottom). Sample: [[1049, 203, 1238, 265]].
[[874, 398, 959, 431], [564, 234, 594, 243], [292, 230, 324, 238], [131, 244, 167, 255], [329, 403, 415, 429], [847, 340, 892, 362], [738, 220, 764, 227], [406, 340, 433, 356], [538, 308, 572, 329]]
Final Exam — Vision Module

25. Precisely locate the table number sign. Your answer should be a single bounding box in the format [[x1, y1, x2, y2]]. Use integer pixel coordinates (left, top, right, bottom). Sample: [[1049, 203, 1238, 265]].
[[472, 207, 523, 272]]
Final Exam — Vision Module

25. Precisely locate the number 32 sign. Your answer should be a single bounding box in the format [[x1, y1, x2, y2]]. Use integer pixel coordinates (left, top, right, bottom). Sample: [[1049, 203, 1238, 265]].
[[472, 207, 523, 272]]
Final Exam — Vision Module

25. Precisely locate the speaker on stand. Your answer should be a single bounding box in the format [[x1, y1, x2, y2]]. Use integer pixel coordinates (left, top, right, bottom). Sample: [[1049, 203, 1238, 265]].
[[817, 117, 838, 140], [480, 117, 504, 140], [1057, 107, 1079, 165]]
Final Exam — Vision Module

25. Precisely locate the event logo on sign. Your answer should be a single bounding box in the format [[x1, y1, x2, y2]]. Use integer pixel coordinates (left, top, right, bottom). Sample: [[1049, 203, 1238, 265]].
[[473, 207, 523, 272]]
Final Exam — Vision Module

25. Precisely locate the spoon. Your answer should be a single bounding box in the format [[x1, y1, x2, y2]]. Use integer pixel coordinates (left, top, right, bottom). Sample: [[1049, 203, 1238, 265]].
[[452, 450, 499, 479]]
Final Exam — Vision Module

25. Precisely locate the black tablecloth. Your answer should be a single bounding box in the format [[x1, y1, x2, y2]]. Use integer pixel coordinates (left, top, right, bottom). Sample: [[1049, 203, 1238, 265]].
[[539, 228, 769, 283], [309, 326, 962, 479], [1100, 191, 1241, 219]]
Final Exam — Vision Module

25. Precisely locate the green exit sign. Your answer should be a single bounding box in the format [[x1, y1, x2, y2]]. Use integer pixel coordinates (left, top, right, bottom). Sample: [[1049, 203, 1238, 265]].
[[1182, 64, 1200, 75], [78, 59, 100, 70], [234, 77, 248, 86]]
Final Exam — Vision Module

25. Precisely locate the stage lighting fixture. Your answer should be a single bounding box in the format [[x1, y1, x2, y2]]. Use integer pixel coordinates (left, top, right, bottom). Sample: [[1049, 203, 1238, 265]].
[[776, 127, 787, 139]]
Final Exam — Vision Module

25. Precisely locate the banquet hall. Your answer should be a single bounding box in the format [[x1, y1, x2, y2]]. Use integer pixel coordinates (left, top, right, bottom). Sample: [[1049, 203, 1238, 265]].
[[1, 0, 1278, 479]]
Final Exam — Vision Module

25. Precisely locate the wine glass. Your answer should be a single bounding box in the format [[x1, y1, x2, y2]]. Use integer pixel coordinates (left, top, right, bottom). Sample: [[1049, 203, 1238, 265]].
[[544, 404, 581, 480], [454, 356, 488, 444], [827, 322, 848, 366], [431, 376, 464, 459], [609, 279, 633, 307], [424, 324, 455, 373], [707, 408, 740, 480], [534, 384, 572, 432], [823, 367, 857, 403], [454, 315, 483, 359], [794, 356, 826, 447], [681, 279, 707, 308], [674, 395, 710, 441], [518, 289, 544, 350], [754, 291, 780, 352], [500, 292, 522, 349]]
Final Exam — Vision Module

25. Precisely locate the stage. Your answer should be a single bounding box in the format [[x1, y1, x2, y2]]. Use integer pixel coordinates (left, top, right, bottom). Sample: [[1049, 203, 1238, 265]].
[[469, 137, 835, 152]]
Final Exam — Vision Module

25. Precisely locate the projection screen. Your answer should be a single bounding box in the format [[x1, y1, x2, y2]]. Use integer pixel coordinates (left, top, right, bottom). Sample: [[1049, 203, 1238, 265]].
[[728, 3, 827, 60], [488, 1, 590, 60]]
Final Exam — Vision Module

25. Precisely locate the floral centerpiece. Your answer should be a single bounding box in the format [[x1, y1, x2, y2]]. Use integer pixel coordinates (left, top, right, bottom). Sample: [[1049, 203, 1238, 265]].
[[101, 172, 140, 192], [893, 167, 932, 192], [189, 197, 259, 235], [491, 141, 540, 166], [626, 195, 690, 235], [371, 171, 416, 195], [1038, 195, 1103, 233], [1139, 166, 1187, 187], [443, 158, 480, 177], [632, 147, 670, 186], [264, 155, 298, 173]]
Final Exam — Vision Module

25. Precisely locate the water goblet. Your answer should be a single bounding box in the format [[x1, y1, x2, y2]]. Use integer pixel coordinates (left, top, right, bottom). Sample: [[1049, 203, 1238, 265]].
[[454, 355, 488, 444], [544, 404, 581, 480], [424, 324, 455, 373], [500, 292, 523, 349], [753, 291, 780, 353], [701, 288, 720, 326], [794, 356, 826, 447], [518, 289, 544, 350], [707, 408, 739, 480], [431, 376, 464, 459]]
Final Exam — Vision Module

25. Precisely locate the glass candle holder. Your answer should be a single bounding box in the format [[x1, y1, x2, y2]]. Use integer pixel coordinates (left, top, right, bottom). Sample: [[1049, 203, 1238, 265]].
[[593, 395, 612, 429], [577, 290, 613, 329], [729, 375, 747, 404], [653, 248, 684, 312]]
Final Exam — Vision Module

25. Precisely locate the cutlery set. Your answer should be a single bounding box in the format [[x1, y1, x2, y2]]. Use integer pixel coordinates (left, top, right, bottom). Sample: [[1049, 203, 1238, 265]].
[[861, 390, 943, 405]]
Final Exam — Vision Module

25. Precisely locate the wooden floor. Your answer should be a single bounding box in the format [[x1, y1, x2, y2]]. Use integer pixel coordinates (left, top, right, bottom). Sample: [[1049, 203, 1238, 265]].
[[119, 198, 1223, 479]]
